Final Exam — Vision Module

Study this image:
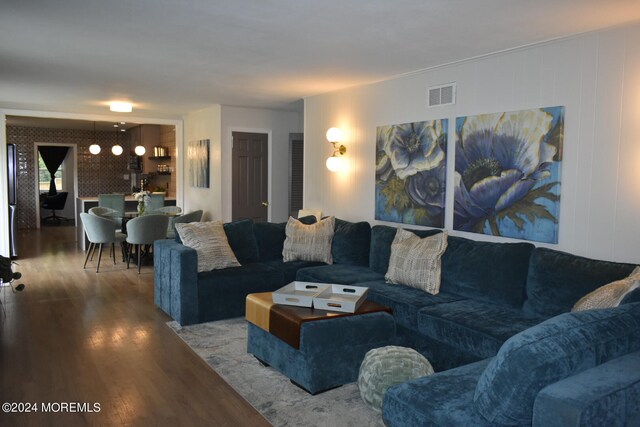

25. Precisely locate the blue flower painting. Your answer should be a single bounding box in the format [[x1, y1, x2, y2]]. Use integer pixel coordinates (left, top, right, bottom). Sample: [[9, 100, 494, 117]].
[[375, 119, 447, 227], [454, 106, 564, 243]]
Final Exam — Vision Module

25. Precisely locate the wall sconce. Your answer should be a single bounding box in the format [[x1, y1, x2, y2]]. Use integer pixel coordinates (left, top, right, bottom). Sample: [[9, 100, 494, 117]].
[[325, 127, 346, 172]]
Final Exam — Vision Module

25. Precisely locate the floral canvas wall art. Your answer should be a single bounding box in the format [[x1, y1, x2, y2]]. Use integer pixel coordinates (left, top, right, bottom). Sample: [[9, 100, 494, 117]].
[[188, 139, 210, 188], [375, 119, 448, 227], [454, 106, 564, 243]]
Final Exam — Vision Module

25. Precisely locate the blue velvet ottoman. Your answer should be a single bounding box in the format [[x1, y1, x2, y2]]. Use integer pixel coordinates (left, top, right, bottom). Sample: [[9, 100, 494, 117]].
[[247, 310, 396, 394]]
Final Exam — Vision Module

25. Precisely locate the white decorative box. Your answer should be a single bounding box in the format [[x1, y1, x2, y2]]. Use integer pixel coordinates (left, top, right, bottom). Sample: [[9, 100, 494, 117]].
[[313, 285, 369, 313], [272, 281, 330, 308]]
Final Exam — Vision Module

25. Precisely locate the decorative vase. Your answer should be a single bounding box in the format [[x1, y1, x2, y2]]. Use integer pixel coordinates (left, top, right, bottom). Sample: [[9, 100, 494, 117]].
[[137, 201, 145, 216]]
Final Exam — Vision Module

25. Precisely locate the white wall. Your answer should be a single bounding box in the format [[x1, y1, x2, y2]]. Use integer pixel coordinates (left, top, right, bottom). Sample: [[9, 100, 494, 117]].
[[183, 105, 222, 221], [304, 22, 640, 264], [220, 106, 302, 222]]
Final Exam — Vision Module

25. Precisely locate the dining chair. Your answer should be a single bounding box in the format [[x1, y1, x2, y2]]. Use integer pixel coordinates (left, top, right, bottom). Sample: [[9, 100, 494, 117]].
[[98, 194, 125, 223], [146, 194, 165, 214], [125, 214, 169, 273], [89, 206, 122, 230], [80, 212, 126, 273], [155, 206, 183, 236], [167, 209, 203, 239]]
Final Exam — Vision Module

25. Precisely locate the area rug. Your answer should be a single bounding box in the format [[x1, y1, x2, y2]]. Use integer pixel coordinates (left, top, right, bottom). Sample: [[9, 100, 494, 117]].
[[168, 318, 384, 427]]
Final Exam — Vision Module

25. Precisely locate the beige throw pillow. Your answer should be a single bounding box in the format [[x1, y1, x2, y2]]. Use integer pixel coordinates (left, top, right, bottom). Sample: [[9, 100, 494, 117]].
[[385, 229, 448, 294], [175, 221, 240, 272], [282, 216, 335, 264], [572, 266, 640, 312]]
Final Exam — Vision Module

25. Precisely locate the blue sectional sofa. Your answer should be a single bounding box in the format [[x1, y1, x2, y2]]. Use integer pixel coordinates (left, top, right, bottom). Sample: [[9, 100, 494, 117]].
[[153, 216, 369, 325], [154, 218, 640, 426]]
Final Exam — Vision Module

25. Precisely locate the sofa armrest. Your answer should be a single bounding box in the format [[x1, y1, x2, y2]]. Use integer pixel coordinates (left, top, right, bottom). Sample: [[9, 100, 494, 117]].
[[533, 351, 640, 427], [154, 239, 199, 325]]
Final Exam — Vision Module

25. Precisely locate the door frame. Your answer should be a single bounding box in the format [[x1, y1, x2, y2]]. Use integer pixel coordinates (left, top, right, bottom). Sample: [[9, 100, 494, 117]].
[[225, 127, 272, 221], [34, 142, 78, 227], [288, 133, 303, 218], [0, 108, 183, 257]]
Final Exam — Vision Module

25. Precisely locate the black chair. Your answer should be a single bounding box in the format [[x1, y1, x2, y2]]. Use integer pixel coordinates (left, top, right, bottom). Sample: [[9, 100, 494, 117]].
[[41, 192, 69, 223]]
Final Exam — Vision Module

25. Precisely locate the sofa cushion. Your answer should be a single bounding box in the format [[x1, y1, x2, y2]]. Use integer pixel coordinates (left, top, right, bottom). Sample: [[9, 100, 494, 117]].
[[524, 247, 637, 318], [363, 279, 466, 330], [441, 236, 534, 308], [382, 359, 501, 427], [264, 259, 325, 284], [175, 221, 240, 272], [385, 230, 448, 294], [254, 215, 316, 262], [223, 218, 259, 264], [572, 266, 640, 312], [296, 264, 383, 285], [474, 303, 640, 426], [283, 216, 335, 263], [332, 218, 371, 266], [197, 263, 283, 322], [417, 300, 543, 360], [369, 225, 441, 275], [622, 288, 640, 305]]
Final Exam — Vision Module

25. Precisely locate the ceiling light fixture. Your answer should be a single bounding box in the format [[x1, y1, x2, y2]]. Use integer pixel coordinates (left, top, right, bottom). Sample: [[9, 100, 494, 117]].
[[89, 122, 101, 155], [109, 101, 133, 113], [134, 145, 146, 156]]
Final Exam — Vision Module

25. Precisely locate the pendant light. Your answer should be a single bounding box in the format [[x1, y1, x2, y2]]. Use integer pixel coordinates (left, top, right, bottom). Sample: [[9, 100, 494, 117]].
[[89, 122, 101, 155], [111, 122, 123, 155]]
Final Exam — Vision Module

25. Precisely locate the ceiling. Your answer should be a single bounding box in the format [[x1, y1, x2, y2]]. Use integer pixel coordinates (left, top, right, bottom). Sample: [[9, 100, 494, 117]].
[[2, 0, 640, 120], [6, 116, 140, 132]]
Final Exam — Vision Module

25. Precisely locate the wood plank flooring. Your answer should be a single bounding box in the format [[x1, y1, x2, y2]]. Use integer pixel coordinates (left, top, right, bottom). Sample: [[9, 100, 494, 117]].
[[0, 225, 270, 427]]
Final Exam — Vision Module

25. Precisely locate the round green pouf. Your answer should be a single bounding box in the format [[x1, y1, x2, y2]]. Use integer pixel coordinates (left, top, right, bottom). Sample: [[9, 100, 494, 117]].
[[358, 345, 434, 412]]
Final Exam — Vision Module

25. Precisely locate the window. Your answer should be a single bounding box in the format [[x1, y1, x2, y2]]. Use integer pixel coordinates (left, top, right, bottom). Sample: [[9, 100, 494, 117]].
[[38, 154, 64, 192]]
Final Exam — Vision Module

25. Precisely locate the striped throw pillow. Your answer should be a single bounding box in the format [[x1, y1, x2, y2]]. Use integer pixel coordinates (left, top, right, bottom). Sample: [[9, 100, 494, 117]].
[[175, 221, 240, 272], [385, 229, 448, 294], [282, 216, 335, 264]]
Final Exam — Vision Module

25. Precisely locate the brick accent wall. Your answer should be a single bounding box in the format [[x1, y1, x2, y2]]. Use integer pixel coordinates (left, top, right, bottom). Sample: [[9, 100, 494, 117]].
[[7, 125, 133, 229]]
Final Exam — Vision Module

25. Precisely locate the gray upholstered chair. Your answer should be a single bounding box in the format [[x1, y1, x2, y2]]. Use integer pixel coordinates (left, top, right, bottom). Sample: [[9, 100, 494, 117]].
[[80, 212, 126, 273], [125, 214, 169, 273], [167, 209, 203, 239], [146, 194, 165, 214], [89, 206, 122, 231], [154, 206, 183, 236], [98, 194, 125, 224]]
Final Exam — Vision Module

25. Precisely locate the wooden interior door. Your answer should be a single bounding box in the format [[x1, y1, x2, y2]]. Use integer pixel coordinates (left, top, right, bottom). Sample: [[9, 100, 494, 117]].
[[232, 132, 268, 221]]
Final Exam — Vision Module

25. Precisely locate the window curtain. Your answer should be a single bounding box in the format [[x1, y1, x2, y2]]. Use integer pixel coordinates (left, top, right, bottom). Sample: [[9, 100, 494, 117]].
[[38, 146, 69, 195]]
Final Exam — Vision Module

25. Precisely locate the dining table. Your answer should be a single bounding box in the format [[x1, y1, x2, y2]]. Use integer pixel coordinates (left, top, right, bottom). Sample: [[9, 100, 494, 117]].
[[75, 196, 177, 251]]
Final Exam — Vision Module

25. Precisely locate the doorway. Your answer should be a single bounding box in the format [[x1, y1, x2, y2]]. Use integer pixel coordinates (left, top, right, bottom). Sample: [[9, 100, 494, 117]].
[[289, 133, 303, 218], [34, 143, 77, 226], [232, 132, 268, 222]]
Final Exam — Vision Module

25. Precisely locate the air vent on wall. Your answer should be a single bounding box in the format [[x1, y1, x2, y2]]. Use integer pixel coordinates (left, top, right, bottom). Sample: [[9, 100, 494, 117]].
[[428, 82, 456, 107]]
